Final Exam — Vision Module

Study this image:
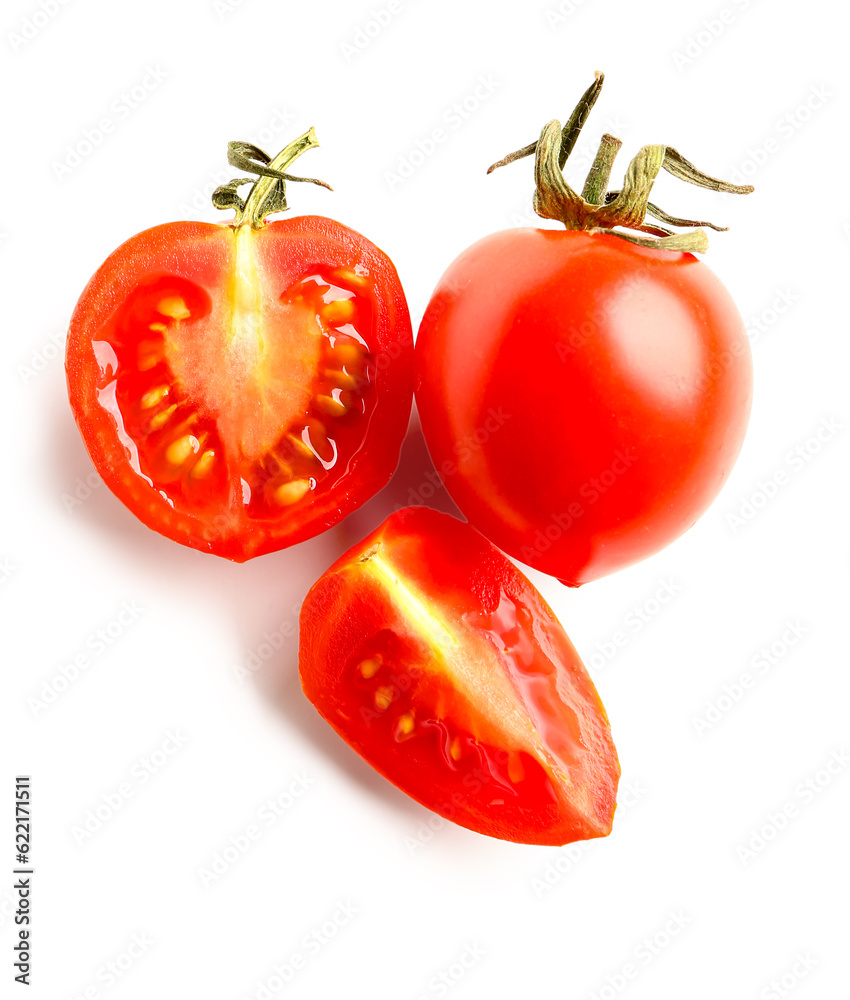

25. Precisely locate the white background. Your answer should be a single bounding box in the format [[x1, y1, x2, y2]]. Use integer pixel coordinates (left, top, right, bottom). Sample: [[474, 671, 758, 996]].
[[1, 0, 848, 998]]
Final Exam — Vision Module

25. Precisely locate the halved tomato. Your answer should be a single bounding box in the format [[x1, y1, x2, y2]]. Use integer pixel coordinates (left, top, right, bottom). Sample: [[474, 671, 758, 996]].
[[66, 134, 413, 560], [299, 506, 620, 846]]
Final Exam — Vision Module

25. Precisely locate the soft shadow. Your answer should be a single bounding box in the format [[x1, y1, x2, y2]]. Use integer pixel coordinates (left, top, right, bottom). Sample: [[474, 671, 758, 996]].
[[258, 647, 427, 822]]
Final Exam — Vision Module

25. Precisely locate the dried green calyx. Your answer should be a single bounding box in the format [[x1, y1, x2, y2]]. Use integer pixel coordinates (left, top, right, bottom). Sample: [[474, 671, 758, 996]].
[[212, 127, 332, 229], [488, 72, 753, 252]]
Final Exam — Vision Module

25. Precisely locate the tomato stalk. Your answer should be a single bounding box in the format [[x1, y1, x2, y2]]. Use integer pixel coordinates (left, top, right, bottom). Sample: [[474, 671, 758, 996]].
[[212, 128, 332, 229], [488, 71, 753, 252]]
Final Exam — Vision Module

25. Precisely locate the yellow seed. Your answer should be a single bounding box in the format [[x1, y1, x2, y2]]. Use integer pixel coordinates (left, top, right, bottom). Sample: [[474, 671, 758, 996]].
[[138, 342, 162, 371], [316, 394, 348, 418], [323, 298, 355, 323], [165, 434, 199, 465], [149, 322, 168, 333], [273, 479, 311, 506], [286, 433, 317, 462], [190, 450, 216, 479], [147, 404, 177, 431], [335, 268, 369, 288], [374, 686, 394, 712], [396, 712, 415, 738], [449, 738, 462, 761], [358, 658, 380, 679], [333, 341, 367, 367], [157, 296, 191, 320], [141, 385, 169, 409], [508, 755, 525, 784], [324, 369, 358, 390]]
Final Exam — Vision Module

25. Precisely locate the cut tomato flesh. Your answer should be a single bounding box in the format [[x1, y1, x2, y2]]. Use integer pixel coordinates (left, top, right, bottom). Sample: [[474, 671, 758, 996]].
[[67, 217, 412, 559], [299, 507, 620, 845]]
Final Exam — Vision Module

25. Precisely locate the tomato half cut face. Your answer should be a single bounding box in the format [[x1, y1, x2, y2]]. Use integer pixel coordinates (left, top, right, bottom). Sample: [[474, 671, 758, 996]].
[[299, 507, 620, 845], [66, 216, 413, 560]]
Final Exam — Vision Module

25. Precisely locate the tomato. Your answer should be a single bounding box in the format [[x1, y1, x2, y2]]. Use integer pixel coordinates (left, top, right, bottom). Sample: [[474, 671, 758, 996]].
[[299, 506, 620, 846], [66, 132, 413, 561], [416, 229, 752, 585], [416, 75, 753, 586]]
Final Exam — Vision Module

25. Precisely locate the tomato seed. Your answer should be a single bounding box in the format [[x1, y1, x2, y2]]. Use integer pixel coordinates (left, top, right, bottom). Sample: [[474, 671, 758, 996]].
[[157, 296, 190, 320], [323, 299, 355, 324], [140, 385, 169, 409], [165, 434, 199, 466], [358, 658, 381, 679], [273, 479, 311, 506]]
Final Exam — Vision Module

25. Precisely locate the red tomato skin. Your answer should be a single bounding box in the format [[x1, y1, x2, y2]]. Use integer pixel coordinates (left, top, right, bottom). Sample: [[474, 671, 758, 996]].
[[299, 507, 620, 846], [67, 216, 413, 560], [415, 228, 753, 585]]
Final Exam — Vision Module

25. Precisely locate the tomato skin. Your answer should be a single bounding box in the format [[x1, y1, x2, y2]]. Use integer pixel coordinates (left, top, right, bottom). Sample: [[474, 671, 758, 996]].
[[299, 507, 620, 846], [415, 228, 753, 586], [67, 216, 413, 560]]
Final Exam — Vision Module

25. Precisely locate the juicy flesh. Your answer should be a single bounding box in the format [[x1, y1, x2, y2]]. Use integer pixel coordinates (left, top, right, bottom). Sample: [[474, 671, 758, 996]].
[[94, 228, 376, 524], [350, 548, 599, 818]]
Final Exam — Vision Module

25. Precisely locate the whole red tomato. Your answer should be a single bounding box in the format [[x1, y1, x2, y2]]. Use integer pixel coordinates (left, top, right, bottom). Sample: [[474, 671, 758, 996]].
[[66, 130, 413, 561], [300, 506, 620, 845], [415, 76, 753, 586]]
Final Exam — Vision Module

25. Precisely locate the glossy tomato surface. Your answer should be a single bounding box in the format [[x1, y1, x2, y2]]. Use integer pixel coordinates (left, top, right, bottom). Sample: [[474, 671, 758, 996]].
[[299, 506, 620, 845], [415, 228, 753, 586], [67, 216, 413, 560]]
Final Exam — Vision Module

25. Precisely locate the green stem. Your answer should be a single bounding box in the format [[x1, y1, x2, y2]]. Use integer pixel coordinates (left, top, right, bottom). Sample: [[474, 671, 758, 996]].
[[241, 129, 321, 228], [582, 134, 622, 205], [212, 128, 332, 228], [488, 73, 753, 254]]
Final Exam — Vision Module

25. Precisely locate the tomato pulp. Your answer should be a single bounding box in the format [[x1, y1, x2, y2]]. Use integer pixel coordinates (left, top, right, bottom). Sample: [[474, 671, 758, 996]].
[[299, 506, 620, 845], [415, 229, 753, 585], [67, 216, 413, 560]]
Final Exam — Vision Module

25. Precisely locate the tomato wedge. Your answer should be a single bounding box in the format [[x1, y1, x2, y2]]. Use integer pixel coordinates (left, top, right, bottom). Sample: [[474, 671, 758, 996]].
[[299, 507, 620, 845], [66, 132, 413, 561]]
